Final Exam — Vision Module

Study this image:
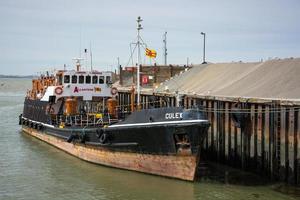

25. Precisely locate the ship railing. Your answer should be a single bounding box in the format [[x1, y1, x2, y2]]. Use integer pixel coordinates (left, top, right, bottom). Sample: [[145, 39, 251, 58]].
[[115, 99, 179, 113], [54, 113, 118, 128]]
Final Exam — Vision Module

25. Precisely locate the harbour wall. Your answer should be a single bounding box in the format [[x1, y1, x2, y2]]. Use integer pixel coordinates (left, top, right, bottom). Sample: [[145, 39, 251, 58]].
[[117, 91, 300, 185]]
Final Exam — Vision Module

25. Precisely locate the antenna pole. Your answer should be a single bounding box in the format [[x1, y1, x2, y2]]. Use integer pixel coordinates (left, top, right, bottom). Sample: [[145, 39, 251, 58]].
[[136, 16, 143, 109], [201, 32, 207, 64], [90, 42, 93, 71], [163, 31, 167, 65], [117, 57, 120, 74], [84, 49, 88, 71], [79, 28, 82, 58]]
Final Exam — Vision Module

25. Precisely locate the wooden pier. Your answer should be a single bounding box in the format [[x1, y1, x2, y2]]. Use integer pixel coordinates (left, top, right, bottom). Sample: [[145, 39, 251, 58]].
[[115, 58, 300, 185], [117, 91, 300, 185]]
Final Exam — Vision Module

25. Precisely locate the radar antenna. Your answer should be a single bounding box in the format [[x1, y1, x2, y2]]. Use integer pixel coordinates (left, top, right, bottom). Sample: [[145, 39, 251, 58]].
[[72, 57, 84, 71]]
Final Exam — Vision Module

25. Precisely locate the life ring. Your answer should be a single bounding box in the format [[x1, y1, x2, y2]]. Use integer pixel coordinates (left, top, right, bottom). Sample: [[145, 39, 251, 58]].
[[111, 87, 118, 95], [55, 87, 63, 95]]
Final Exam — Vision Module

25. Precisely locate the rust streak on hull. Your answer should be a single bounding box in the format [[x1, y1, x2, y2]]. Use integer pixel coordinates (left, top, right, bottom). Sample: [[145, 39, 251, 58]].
[[22, 126, 198, 181]]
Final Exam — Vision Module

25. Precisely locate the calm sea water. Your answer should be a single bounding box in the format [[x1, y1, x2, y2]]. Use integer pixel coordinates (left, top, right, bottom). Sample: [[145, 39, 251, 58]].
[[0, 78, 298, 200]]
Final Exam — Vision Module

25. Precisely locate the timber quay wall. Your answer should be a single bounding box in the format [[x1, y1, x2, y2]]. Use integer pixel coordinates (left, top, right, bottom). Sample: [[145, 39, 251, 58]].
[[115, 58, 300, 185], [117, 91, 300, 185]]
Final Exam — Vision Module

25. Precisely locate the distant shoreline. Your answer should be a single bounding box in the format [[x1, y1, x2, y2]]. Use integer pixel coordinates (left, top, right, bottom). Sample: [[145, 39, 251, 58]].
[[0, 75, 36, 79]]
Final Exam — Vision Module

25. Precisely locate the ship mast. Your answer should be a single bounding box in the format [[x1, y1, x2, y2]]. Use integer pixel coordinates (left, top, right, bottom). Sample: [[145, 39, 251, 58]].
[[125, 16, 147, 110], [136, 16, 143, 109]]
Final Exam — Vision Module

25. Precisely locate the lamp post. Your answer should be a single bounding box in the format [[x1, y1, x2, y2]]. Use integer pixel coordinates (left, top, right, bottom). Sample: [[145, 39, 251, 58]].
[[201, 32, 207, 64]]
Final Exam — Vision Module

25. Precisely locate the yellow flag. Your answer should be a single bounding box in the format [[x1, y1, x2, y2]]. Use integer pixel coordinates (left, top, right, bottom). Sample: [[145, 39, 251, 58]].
[[145, 48, 157, 58]]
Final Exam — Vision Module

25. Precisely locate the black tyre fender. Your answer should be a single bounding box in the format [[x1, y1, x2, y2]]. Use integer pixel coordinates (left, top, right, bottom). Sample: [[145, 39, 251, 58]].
[[18, 114, 22, 125], [99, 133, 107, 144], [96, 129, 104, 138], [79, 132, 87, 143], [38, 124, 43, 130], [67, 134, 75, 143]]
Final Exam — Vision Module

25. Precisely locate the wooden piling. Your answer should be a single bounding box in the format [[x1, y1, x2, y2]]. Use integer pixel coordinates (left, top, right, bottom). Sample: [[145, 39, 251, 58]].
[[264, 106, 270, 176], [225, 102, 230, 161], [288, 108, 294, 183], [296, 109, 300, 185], [117, 90, 300, 185]]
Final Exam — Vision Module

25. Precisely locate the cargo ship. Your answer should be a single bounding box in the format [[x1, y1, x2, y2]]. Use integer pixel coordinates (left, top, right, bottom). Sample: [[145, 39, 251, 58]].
[[19, 17, 210, 181]]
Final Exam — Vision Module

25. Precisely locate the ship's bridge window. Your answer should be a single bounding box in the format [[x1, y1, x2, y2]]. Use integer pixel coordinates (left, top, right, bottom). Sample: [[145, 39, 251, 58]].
[[85, 75, 91, 84], [106, 76, 111, 84], [99, 76, 104, 84], [57, 75, 63, 85], [92, 75, 98, 84], [72, 75, 77, 84], [64, 75, 70, 83], [79, 75, 84, 84]]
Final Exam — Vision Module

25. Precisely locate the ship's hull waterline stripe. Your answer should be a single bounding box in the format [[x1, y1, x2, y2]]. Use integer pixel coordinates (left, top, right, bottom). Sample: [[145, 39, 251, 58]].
[[22, 117, 208, 129], [108, 119, 208, 128]]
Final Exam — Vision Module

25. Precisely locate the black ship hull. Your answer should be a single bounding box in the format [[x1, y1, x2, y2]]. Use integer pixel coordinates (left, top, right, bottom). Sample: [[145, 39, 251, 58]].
[[20, 99, 210, 181]]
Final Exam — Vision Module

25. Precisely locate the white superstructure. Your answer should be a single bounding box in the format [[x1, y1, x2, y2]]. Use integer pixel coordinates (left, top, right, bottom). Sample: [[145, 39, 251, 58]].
[[41, 70, 113, 101]]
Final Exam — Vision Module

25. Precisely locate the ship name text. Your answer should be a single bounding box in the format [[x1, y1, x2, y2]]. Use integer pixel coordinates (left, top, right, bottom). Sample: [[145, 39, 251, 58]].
[[165, 112, 183, 119]]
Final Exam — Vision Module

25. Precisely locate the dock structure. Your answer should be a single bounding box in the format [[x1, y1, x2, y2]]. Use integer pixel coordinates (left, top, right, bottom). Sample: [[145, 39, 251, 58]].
[[118, 64, 189, 87], [115, 58, 300, 185]]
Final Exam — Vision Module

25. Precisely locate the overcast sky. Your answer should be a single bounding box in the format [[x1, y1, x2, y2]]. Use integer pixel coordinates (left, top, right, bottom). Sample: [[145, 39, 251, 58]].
[[0, 0, 299, 75]]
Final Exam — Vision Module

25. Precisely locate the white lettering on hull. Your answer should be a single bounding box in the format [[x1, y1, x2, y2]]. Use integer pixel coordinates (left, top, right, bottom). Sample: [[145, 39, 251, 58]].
[[165, 112, 183, 119]]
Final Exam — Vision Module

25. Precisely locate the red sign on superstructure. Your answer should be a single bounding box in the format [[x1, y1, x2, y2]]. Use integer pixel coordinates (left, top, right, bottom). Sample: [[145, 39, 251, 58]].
[[142, 75, 149, 84]]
